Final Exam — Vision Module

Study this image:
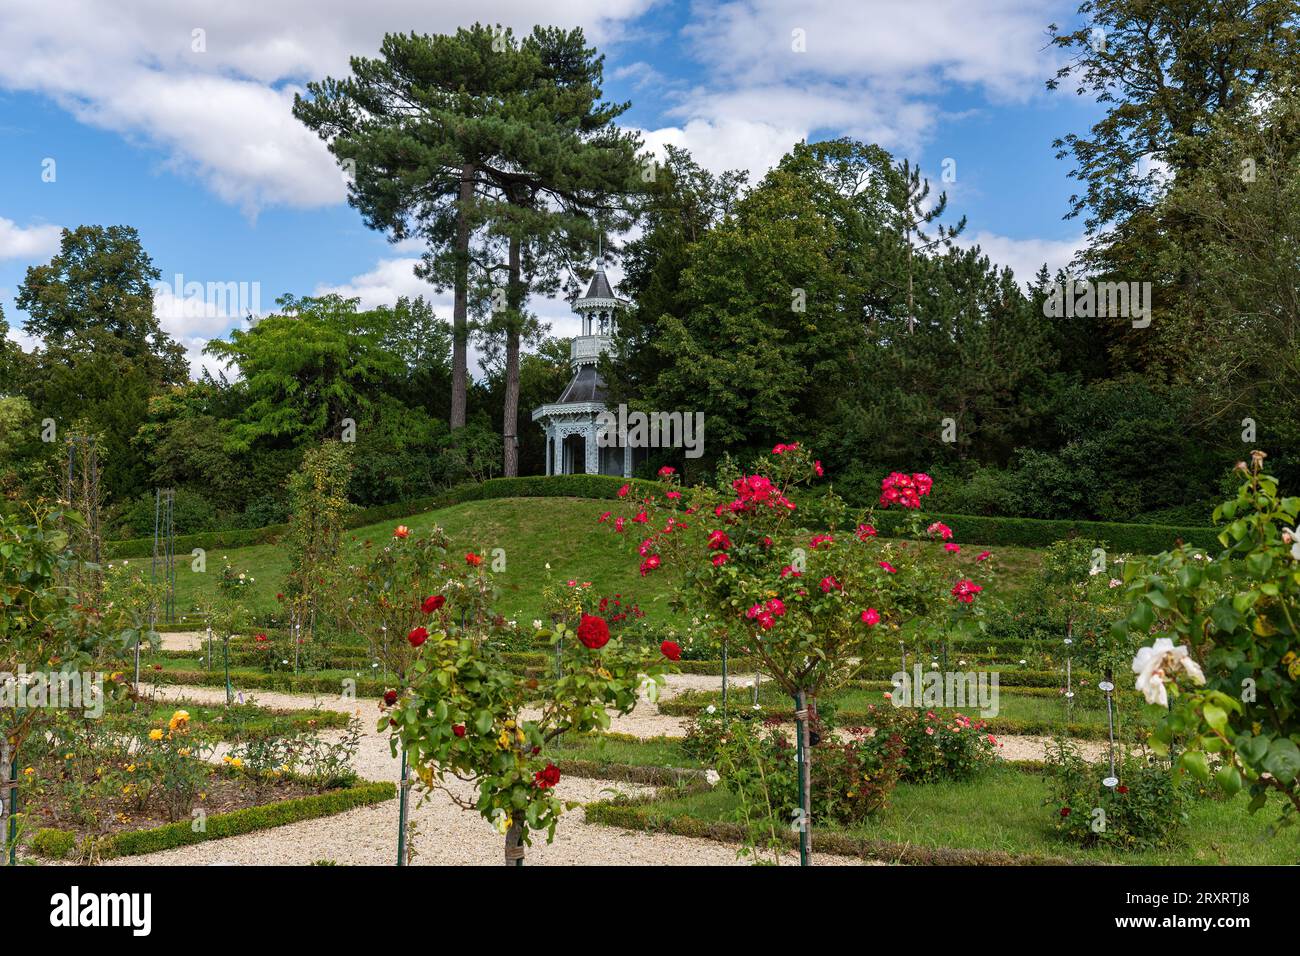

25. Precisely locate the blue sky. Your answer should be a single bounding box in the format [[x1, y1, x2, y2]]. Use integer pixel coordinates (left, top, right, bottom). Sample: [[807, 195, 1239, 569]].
[[0, 0, 1100, 377]]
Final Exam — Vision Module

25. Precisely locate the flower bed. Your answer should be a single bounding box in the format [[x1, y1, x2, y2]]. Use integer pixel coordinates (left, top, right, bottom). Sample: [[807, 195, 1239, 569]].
[[28, 777, 395, 861]]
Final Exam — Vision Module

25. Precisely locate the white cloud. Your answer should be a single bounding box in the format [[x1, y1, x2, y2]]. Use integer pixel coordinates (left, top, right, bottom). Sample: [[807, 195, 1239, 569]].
[[0, 218, 61, 261], [630, 0, 1067, 181], [684, 0, 1058, 98], [0, 0, 658, 214], [960, 229, 1085, 287]]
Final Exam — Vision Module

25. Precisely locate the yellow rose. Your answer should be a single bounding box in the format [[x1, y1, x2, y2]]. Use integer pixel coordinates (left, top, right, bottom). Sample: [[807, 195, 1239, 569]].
[[149, 729, 164, 741]]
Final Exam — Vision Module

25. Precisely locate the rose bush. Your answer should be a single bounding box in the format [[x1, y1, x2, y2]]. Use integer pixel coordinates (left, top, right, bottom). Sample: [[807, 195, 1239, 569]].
[[342, 526, 673, 863], [599, 444, 993, 862], [1114, 453, 1300, 826]]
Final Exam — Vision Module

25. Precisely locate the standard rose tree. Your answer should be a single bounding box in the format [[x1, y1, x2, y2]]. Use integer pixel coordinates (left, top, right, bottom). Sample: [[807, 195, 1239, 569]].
[[1116, 453, 1300, 825], [381, 593, 672, 864], [599, 444, 992, 864]]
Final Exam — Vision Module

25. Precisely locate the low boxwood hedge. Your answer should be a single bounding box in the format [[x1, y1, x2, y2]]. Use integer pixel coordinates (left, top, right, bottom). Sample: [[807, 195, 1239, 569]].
[[105, 473, 1222, 559], [28, 779, 395, 860], [871, 510, 1220, 554]]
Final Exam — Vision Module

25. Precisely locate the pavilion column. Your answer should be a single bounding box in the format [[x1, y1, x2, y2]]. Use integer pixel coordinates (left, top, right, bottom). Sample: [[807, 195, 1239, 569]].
[[554, 432, 565, 476], [585, 423, 599, 475], [622, 441, 632, 479], [545, 433, 552, 476]]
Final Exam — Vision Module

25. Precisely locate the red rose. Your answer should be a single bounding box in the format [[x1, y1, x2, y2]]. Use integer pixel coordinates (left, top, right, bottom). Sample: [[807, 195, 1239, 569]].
[[660, 640, 682, 661], [1060, 807, 1071, 818], [453, 724, 466, 737], [1117, 785, 1129, 794], [422, 594, 446, 613], [576, 614, 611, 650], [383, 689, 398, 706], [534, 763, 561, 788], [394, 525, 409, 539], [407, 626, 428, 647], [465, 552, 483, 566]]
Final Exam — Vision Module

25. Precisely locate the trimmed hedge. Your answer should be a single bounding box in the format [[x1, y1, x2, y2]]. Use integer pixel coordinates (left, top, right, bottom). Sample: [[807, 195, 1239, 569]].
[[29, 780, 395, 860], [104, 474, 659, 559], [105, 472, 1221, 559], [146, 667, 389, 698], [871, 509, 1220, 554]]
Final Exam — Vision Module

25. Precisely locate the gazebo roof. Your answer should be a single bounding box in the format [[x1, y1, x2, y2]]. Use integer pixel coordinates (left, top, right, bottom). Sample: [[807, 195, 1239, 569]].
[[583, 264, 615, 301], [555, 363, 608, 404]]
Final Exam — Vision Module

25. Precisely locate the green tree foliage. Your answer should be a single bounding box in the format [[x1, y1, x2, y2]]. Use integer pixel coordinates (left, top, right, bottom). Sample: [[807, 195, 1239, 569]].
[[14, 226, 188, 499], [203, 294, 406, 451]]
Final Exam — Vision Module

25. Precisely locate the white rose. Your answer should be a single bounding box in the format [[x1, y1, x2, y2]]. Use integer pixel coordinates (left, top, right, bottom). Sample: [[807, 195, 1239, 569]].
[[705, 769, 720, 787], [1132, 638, 1206, 706], [1284, 528, 1300, 561]]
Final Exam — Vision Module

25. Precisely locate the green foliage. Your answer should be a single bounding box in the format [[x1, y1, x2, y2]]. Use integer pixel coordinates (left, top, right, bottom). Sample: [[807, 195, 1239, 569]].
[[1045, 738, 1188, 851], [864, 705, 998, 784], [1117, 455, 1300, 825], [203, 294, 407, 452]]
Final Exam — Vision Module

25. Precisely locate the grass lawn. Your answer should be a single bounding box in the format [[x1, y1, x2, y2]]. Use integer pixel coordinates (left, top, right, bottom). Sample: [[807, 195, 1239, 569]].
[[164, 495, 1046, 628], [170, 497, 675, 625], [666, 683, 1148, 734], [551, 733, 703, 769], [601, 764, 1298, 865]]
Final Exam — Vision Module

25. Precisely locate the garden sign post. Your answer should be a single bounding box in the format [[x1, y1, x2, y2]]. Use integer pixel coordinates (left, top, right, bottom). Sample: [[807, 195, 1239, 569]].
[[1100, 669, 1118, 788], [794, 690, 811, 866], [1064, 629, 1074, 721]]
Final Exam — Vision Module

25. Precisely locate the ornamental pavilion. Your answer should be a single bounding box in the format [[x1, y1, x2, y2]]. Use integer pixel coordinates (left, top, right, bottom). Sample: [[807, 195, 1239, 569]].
[[532, 262, 644, 477]]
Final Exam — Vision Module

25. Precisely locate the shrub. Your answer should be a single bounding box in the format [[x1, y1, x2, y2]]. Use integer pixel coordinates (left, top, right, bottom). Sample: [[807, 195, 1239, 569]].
[[810, 726, 906, 822], [863, 704, 998, 783], [1045, 738, 1187, 850]]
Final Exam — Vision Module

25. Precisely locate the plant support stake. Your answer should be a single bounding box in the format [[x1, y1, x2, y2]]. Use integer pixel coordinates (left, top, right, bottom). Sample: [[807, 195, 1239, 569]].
[[1064, 627, 1074, 721], [223, 635, 232, 706], [1101, 669, 1118, 789], [721, 642, 729, 721], [397, 745, 409, 865], [794, 690, 811, 866]]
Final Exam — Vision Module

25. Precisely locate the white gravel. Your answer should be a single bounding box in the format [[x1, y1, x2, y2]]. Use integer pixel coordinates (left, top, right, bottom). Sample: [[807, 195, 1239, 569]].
[[105, 671, 1120, 866], [129, 680, 864, 865]]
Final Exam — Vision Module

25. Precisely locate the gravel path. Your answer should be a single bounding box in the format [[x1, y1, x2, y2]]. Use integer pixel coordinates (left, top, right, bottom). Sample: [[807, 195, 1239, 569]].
[[103, 771, 867, 866], [158, 630, 207, 651], [127, 678, 865, 866]]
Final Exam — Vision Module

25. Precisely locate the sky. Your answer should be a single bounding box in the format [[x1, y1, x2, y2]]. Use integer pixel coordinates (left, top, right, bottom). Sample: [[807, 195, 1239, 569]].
[[0, 0, 1101, 379]]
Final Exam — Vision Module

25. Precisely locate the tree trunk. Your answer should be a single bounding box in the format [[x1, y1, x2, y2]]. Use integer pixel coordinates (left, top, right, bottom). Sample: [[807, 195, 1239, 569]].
[[504, 822, 525, 866], [502, 229, 522, 477], [906, 237, 915, 334], [451, 162, 475, 431]]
